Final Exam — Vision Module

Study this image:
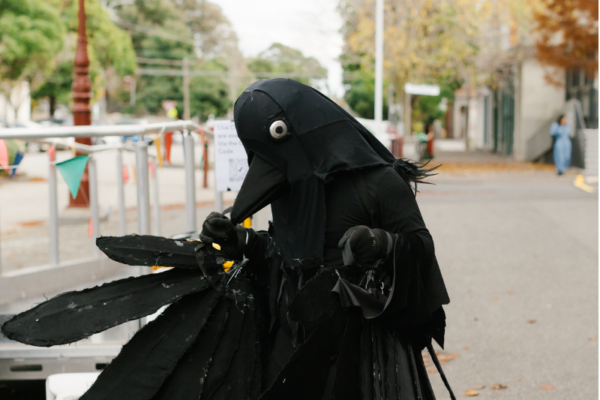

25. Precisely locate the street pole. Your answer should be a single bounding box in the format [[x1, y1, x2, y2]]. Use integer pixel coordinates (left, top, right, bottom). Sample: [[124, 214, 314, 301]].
[[183, 57, 191, 121], [374, 0, 384, 124], [70, 0, 92, 207]]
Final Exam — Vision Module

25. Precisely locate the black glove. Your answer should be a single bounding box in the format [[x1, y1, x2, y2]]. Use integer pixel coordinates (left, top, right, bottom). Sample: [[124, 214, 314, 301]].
[[199, 211, 247, 260], [338, 225, 393, 269]]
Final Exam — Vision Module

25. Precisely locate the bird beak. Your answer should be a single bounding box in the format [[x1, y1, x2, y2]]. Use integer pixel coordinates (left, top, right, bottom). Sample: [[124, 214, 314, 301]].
[[231, 155, 287, 224]]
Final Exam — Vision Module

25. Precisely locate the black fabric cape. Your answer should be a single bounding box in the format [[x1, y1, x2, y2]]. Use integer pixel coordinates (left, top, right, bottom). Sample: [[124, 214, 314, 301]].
[[1, 79, 453, 400]]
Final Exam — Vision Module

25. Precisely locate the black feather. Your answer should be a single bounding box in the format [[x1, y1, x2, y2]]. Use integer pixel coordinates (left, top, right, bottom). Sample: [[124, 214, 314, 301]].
[[80, 290, 221, 400], [97, 235, 202, 269], [1, 269, 208, 347], [393, 158, 440, 195]]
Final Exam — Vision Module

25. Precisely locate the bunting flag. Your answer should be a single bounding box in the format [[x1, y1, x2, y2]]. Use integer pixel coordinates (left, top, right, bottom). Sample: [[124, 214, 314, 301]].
[[148, 160, 155, 179], [88, 217, 93, 237], [0, 139, 8, 171], [56, 155, 89, 199], [123, 165, 130, 184], [164, 132, 173, 166], [154, 134, 163, 168], [10, 152, 24, 179], [47, 146, 56, 163], [199, 126, 206, 170]]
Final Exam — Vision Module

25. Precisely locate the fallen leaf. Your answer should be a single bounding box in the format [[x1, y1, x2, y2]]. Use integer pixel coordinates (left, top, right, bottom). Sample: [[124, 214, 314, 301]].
[[465, 389, 479, 396], [437, 354, 459, 361], [474, 317, 479, 322], [463, 347, 469, 350], [517, 378, 522, 382], [541, 385, 555, 390], [528, 320, 537, 324], [491, 384, 507, 390], [588, 337, 596, 341], [427, 369, 437, 373], [471, 385, 485, 390], [508, 290, 516, 294], [9, 252, 15, 257], [424, 360, 430, 366], [492, 296, 499, 300]]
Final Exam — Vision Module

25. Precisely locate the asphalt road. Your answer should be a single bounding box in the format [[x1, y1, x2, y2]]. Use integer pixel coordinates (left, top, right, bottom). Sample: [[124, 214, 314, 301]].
[[417, 169, 598, 399]]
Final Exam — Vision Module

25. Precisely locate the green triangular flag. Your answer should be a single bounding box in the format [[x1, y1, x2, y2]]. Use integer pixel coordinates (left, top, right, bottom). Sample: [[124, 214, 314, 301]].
[[56, 155, 89, 199]]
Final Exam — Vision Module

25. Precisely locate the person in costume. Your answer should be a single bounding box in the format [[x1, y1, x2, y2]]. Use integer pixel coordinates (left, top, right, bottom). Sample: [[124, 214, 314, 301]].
[[2, 79, 453, 400]]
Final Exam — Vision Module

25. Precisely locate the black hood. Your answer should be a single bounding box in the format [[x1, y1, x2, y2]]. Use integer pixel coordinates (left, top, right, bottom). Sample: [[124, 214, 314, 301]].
[[232, 78, 395, 266]]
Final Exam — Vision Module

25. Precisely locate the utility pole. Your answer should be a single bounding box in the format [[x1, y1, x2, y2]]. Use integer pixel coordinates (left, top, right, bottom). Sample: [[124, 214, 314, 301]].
[[183, 57, 190, 120], [70, 0, 92, 207], [374, 0, 384, 124]]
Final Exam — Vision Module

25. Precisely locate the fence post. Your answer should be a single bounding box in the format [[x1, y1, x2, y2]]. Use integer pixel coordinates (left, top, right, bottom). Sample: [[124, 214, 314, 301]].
[[151, 157, 161, 236], [49, 153, 59, 265], [135, 140, 150, 235], [88, 156, 100, 258], [184, 130, 197, 232], [116, 148, 127, 236]]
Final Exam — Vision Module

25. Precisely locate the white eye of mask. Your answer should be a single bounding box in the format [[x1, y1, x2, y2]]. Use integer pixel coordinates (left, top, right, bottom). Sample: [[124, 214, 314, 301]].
[[269, 120, 288, 139]]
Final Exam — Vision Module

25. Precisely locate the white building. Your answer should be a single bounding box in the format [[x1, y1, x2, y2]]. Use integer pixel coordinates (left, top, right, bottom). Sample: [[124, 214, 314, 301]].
[[453, 53, 597, 162]]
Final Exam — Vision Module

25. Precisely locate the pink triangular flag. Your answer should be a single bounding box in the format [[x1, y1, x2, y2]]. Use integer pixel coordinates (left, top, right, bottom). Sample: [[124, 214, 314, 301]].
[[148, 161, 155, 179], [123, 165, 129, 184], [47, 146, 56, 163], [0, 139, 8, 170]]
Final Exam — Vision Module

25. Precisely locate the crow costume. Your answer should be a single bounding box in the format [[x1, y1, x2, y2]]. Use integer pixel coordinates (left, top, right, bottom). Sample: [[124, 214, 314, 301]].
[[1, 79, 453, 400]]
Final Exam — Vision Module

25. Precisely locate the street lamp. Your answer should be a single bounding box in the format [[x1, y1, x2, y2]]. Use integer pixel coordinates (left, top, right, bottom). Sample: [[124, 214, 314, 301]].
[[70, 0, 92, 207]]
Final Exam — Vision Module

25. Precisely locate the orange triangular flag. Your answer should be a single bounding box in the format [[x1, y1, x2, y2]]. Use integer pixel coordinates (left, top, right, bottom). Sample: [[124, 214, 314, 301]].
[[154, 135, 163, 168]]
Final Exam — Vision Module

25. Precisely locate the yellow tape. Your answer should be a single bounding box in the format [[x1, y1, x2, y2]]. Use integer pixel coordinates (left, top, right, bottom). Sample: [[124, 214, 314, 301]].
[[222, 260, 234, 272], [574, 174, 595, 193]]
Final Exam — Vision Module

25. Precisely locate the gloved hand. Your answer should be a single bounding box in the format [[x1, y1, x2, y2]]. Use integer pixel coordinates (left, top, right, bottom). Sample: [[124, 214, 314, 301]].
[[338, 225, 393, 269], [199, 211, 247, 260]]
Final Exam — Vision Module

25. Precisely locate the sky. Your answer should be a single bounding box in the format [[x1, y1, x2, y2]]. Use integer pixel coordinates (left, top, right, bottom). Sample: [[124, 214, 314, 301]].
[[212, 0, 345, 97]]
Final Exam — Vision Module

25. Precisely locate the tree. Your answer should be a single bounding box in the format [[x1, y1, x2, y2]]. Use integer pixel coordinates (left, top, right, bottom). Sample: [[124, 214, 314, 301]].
[[247, 43, 328, 86], [114, 0, 236, 118], [339, 0, 479, 118], [0, 0, 64, 122], [533, 0, 598, 82], [31, 0, 136, 118]]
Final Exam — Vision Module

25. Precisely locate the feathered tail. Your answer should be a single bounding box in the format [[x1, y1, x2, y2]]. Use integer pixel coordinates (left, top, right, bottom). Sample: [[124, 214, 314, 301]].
[[393, 158, 440, 195]]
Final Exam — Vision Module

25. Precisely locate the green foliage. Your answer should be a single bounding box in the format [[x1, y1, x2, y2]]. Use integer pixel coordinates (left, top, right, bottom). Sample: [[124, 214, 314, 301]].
[[114, 0, 233, 118], [247, 43, 327, 85], [344, 69, 387, 119], [31, 0, 137, 110], [0, 0, 64, 100]]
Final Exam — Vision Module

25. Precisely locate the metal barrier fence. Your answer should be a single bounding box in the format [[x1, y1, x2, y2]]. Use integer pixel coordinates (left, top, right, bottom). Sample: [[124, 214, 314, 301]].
[[0, 120, 211, 304]]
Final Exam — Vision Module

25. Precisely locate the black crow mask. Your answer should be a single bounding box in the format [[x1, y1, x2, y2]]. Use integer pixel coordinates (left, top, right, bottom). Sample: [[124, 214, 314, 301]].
[[232, 79, 395, 266]]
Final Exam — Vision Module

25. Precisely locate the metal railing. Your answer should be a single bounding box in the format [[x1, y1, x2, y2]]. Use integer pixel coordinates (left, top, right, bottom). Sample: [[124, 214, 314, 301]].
[[0, 120, 209, 280]]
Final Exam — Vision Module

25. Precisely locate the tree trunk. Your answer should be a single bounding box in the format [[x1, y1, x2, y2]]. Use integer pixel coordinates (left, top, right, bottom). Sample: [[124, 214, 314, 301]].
[[49, 95, 56, 119]]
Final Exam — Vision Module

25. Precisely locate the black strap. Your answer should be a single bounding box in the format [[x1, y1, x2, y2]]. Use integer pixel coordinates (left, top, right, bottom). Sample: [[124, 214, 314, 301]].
[[352, 172, 379, 229], [427, 343, 457, 400]]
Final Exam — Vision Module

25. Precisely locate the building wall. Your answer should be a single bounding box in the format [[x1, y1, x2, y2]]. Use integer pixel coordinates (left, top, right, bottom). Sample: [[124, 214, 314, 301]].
[[513, 59, 565, 161], [0, 81, 31, 125]]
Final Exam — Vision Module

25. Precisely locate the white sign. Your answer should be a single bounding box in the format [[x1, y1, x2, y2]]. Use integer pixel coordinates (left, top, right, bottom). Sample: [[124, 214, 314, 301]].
[[214, 120, 248, 192], [404, 83, 441, 96]]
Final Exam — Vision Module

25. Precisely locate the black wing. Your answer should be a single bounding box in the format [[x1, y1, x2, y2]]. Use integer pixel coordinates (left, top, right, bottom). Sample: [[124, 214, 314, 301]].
[[97, 235, 201, 268], [1, 268, 208, 346]]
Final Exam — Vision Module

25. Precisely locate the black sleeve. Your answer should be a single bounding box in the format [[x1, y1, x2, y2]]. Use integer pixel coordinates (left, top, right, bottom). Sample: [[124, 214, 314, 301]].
[[365, 167, 449, 329]]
